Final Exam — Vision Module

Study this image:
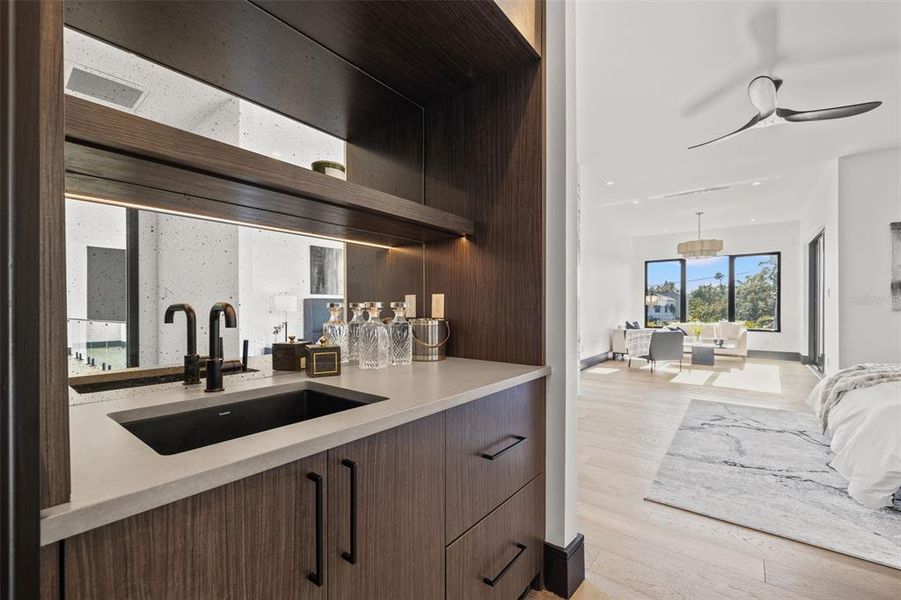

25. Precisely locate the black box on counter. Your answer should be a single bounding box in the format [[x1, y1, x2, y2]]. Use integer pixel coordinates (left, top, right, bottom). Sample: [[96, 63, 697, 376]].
[[305, 343, 341, 378], [272, 338, 309, 371]]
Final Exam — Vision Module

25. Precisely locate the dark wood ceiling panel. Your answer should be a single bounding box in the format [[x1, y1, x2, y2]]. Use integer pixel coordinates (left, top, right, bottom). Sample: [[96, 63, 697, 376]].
[[253, 0, 540, 104], [63, 0, 421, 139]]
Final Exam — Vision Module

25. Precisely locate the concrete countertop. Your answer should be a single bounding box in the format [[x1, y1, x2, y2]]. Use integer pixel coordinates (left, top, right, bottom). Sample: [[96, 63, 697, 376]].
[[41, 357, 549, 546]]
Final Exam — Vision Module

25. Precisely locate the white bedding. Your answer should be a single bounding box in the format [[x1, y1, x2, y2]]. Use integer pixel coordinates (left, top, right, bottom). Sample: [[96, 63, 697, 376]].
[[824, 381, 901, 509]]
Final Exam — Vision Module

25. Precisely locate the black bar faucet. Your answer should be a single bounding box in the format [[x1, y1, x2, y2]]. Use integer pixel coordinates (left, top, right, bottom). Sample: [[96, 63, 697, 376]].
[[206, 302, 237, 392], [164, 303, 200, 385]]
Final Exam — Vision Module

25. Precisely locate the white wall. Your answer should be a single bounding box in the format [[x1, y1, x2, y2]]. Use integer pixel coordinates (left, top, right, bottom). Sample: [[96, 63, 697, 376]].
[[579, 195, 634, 360], [632, 221, 803, 353], [798, 160, 841, 374], [838, 147, 901, 366]]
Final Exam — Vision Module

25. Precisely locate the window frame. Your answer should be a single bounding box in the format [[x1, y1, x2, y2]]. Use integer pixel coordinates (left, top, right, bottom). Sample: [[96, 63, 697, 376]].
[[643, 252, 781, 332]]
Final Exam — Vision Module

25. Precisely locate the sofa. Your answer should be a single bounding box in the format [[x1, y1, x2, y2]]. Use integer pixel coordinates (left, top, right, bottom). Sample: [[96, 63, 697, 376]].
[[611, 321, 748, 362], [673, 321, 748, 359]]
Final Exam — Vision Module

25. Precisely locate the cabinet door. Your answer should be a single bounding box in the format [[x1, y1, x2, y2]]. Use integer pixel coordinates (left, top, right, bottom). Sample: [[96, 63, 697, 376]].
[[446, 379, 545, 541], [327, 413, 445, 600], [243, 454, 328, 600], [447, 475, 544, 600], [65, 453, 327, 600]]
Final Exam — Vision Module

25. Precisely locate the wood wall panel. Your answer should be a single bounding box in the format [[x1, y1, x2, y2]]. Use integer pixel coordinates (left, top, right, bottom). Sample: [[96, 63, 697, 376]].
[[254, 0, 539, 104], [64, 0, 419, 140], [346, 111, 424, 203], [345, 244, 424, 315], [423, 63, 545, 365]]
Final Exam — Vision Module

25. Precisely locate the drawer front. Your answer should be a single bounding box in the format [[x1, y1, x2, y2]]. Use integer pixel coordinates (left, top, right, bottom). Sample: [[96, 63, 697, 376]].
[[446, 378, 545, 541], [446, 475, 544, 600]]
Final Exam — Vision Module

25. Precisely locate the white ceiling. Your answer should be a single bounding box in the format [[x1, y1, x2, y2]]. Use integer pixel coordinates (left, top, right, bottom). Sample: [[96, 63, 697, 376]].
[[576, 1, 901, 237]]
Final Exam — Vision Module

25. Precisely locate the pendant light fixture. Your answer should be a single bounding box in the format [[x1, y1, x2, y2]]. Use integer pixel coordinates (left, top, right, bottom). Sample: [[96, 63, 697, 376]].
[[677, 211, 723, 259]]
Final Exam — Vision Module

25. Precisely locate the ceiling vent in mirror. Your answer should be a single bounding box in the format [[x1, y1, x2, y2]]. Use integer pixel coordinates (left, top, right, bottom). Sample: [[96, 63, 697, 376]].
[[66, 68, 144, 109]]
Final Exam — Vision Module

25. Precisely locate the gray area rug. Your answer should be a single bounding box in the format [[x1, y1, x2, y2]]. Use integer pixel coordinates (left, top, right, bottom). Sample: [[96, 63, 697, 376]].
[[646, 399, 901, 570]]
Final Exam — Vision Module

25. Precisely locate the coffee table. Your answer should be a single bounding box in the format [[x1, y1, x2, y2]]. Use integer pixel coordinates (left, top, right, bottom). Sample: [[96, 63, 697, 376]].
[[690, 344, 716, 366]]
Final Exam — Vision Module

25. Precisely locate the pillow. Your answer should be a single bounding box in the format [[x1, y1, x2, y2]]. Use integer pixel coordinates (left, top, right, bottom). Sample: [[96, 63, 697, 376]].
[[625, 321, 640, 329], [667, 325, 688, 336]]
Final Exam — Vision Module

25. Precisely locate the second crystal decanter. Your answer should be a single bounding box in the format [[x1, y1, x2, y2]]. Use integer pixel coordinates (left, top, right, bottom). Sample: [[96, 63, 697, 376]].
[[322, 302, 349, 364], [347, 302, 367, 363], [359, 301, 389, 369], [388, 301, 412, 366]]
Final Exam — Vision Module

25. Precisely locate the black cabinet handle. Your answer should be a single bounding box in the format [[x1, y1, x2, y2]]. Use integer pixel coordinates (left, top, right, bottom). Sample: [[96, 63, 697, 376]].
[[482, 542, 528, 587], [341, 459, 357, 565], [480, 435, 527, 460], [306, 472, 324, 587]]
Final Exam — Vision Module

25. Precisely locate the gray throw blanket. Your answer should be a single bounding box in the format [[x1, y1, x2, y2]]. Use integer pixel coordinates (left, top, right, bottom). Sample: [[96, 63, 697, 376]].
[[807, 363, 901, 432]]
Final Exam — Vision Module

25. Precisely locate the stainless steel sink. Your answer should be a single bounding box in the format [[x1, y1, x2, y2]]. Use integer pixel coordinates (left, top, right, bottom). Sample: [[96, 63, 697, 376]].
[[111, 383, 386, 455]]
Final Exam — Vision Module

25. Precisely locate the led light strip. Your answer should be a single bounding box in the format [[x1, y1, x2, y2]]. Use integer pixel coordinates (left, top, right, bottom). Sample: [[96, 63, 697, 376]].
[[64, 192, 394, 250]]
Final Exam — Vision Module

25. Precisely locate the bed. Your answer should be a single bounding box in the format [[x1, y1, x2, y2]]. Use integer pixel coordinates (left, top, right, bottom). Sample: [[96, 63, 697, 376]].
[[807, 365, 901, 509]]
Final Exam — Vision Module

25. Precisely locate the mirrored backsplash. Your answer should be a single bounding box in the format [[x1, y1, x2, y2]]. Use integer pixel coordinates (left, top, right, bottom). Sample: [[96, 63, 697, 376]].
[[66, 197, 355, 377]]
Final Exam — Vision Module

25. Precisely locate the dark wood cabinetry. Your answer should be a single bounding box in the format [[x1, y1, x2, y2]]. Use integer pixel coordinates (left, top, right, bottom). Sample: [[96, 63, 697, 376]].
[[446, 378, 545, 542], [327, 413, 446, 600], [64, 454, 327, 600], [447, 475, 544, 600]]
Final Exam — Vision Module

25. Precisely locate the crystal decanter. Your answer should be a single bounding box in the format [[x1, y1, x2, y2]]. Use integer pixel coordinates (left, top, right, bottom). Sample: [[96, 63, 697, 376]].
[[388, 301, 412, 366], [347, 302, 367, 363], [322, 302, 349, 364], [358, 301, 389, 369]]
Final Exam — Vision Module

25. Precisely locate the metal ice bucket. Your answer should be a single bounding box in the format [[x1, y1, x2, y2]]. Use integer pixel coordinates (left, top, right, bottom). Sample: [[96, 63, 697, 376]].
[[410, 318, 450, 362]]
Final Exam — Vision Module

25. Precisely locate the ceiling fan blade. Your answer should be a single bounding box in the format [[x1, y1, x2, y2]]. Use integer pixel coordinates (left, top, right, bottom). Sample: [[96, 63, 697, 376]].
[[688, 114, 761, 150], [777, 101, 882, 122]]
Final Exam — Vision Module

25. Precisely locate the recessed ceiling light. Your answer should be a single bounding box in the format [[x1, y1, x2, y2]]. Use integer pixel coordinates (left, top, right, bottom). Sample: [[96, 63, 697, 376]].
[[751, 181, 762, 186], [662, 228, 668, 232], [606, 180, 615, 186], [750, 218, 757, 223], [632, 199, 640, 205]]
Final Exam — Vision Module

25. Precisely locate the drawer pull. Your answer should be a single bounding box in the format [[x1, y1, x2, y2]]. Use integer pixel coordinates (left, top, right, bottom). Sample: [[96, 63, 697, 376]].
[[306, 472, 324, 587], [341, 459, 358, 565], [481, 435, 527, 460], [482, 542, 528, 587]]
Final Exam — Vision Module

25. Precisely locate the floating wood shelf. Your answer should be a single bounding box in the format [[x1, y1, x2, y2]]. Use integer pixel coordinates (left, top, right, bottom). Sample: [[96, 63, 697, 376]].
[[64, 97, 473, 247]]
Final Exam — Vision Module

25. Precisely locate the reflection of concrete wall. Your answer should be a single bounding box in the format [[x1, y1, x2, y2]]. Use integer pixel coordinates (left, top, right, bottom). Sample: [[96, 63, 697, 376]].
[[65, 199, 127, 320], [148, 215, 241, 364], [86, 246, 127, 322]]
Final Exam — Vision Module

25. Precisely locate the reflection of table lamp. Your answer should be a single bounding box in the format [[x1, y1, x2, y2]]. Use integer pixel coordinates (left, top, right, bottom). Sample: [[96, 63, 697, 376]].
[[273, 295, 298, 342]]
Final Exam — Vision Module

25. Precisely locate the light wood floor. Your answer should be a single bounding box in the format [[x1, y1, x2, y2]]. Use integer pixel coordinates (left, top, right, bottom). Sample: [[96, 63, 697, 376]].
[[530, 357, 901, 600]]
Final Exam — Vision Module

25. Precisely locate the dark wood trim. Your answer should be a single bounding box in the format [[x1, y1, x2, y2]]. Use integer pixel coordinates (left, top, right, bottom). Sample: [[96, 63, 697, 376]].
[[64, 0, 420, 140], [64, 97, 473, 242], [542, 532, 585, 599], [125, 209, 140, 367], [579, 353, 609, 371], [2, 1, 67, 596], [807, 230, 825, 373]]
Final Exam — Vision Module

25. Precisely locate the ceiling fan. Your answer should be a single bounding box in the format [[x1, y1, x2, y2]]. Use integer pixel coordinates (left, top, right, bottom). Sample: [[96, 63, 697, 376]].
[[688, 75, 882, 149]]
